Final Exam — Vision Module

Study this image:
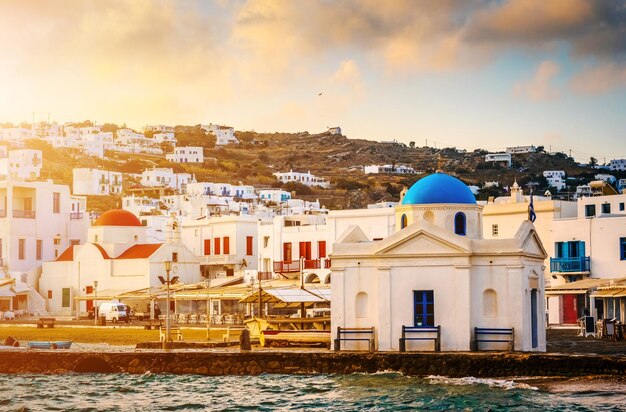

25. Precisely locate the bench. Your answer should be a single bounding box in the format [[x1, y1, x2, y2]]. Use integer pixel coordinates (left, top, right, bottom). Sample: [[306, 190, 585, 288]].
[[472, 327, 514, 351], [333, 326, 375, 351], [159, 326, 183, 342], [140, 320, 162, 330], [37, 317, 56, 329], [399, 325, 441, 352]]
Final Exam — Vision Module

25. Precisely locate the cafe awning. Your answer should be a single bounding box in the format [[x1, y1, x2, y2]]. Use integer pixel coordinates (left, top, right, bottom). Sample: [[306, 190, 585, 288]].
[[239, 286, 331, 305], [591, 288, 626, 298], [546, 278, 614, 296]]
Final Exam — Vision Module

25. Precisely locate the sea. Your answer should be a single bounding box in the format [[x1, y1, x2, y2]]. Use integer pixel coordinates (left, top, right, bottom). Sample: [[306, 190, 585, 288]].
[[0, 372, 624, 411]]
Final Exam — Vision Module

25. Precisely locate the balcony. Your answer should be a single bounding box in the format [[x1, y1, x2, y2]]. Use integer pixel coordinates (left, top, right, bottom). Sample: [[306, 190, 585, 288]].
[[13, 210, 35, 219], [200, 254, 237, 265], [70, 212, 84, 220], [550, 256, 590, 273], [273, 259, 332, 272], [273, 260, 300, 273]]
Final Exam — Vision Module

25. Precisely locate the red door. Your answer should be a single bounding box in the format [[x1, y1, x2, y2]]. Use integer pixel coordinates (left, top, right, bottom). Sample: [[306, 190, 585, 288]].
[[562, 294, 578, 324], [86, 286, 93, 311]]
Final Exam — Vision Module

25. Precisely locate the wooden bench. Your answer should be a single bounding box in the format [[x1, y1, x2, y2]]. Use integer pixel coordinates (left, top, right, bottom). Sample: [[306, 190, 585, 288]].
[[140, 320, 162, 330], [333, 326, 375, 351], [159, 326, 183, 342], [399, 325, 441, 352], [37, 317, 56, 329], [472, 327, 514, 351]]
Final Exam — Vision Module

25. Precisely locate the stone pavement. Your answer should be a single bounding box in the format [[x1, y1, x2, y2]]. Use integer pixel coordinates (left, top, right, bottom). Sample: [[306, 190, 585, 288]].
[[547, 329, 626, 355]]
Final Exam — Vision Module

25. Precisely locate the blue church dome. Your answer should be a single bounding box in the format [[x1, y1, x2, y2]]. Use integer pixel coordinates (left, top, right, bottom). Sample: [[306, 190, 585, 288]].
[[401, 173, 476, 205]]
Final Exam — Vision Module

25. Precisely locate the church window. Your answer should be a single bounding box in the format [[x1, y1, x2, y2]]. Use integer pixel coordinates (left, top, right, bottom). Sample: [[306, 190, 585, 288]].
[[355, 292, 369, 318], [413, 290, 434, 327], [454, 212, 466, 236], [491, 224, 499, 236], [401, 214, 408, 229]]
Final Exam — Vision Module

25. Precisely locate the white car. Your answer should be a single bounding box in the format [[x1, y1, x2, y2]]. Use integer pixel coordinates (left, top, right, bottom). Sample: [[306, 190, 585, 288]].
[[98, 302, 128, 323]]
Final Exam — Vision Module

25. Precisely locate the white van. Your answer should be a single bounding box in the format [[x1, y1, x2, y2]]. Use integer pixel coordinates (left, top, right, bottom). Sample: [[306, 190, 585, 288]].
[[98, 302, 128, 323]]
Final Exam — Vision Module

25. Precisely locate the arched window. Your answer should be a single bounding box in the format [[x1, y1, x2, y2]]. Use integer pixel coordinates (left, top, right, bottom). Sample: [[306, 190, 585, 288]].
[[423, 210, 435, 224], [355, 292, 369, 318], [400, 214, 408, 229], [482, 289, 498, 318], [454, 212, 466, 236]]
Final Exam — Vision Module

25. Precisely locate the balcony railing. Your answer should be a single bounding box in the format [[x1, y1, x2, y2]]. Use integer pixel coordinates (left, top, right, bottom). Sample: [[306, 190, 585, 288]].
[[274, 259, 332, 272], [201, 254, 237, 265], [273, 260, 300, 273], [13, 210, 35, 219], [70, 212, 84, 220], [257, 271, 273, 281], [550, 256, 590, 273]]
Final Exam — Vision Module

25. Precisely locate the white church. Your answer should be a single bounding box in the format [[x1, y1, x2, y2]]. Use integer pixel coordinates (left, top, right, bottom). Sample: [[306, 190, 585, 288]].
[[40, 209, 200, 316], [331, 172, 547, 352]]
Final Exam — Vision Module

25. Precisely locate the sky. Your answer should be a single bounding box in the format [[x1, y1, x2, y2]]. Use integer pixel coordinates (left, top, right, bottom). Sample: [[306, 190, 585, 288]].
[[0, 0, 625, 162]]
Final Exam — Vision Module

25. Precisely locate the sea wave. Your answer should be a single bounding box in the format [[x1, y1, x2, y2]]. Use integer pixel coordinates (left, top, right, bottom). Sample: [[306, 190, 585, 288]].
[[426, 375, 539, 391]]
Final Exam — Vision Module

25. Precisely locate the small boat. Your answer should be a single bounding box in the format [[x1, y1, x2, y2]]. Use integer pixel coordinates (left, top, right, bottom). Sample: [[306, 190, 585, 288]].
[[27, 341, 72, 350], [260, 329, 330, 347]]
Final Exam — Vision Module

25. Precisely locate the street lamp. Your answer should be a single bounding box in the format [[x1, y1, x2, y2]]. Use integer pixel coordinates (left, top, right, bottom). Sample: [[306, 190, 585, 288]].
[[163, 260, 172, 349], [93, 280, 98, 326]]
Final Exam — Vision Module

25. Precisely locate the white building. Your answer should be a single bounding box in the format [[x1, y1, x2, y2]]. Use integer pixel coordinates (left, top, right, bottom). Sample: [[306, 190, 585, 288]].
[[364, 164, 418, 175], [181, 214, 259, 280], [485, 153, 512, 167], [0, 180, 88, 314], [619, 179, 626, 194], [144, 125, 174, 134], [506, 145, 536, 154], [0, 149, 42, 181], [594, 174, 616, 185], [328, 127, 342, 135], [141, 168, 194, 191], [273, 170, 330, 188], [0, 128, 33, 142], [202, 124, 239, 145], [72, 168, 122, 195], [166, 147, 204, 163], [153, 132, 177, 146], [543, 171, 566, 191], [609, 159, 626, 171], [259, 189, 291, 204], [331, 173, 546, 352], [39, 210, 201, 316], [115, 129, 162, 154]]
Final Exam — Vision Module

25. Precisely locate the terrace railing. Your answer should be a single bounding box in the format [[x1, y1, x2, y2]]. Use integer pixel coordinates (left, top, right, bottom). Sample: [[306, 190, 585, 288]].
[[550, 256, 590, 273]]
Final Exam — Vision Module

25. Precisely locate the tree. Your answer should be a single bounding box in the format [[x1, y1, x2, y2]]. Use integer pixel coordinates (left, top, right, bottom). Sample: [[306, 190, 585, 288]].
[[409, 141, 415, 149], [589, 157, 598, 167]]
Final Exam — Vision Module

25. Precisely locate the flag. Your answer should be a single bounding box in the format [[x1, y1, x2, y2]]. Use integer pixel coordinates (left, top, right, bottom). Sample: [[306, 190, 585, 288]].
[[528, 189, 537, 223]]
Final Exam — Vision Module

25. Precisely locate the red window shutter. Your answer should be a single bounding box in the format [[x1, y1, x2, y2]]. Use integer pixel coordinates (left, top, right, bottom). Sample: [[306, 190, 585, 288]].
[[214, 237, 221, 255], [204, 239, 211, 255], [223, 237, 230, 254], [246, 236, 253, 256], [283, 242, 292, 261], [318, 241, 326, 258]]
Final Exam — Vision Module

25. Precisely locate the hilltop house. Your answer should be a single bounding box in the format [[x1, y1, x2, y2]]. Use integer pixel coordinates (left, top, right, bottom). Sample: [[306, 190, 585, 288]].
[[73, 168, 122, 196], [273, 170, 330, 188], [166, 147, 204, 163]]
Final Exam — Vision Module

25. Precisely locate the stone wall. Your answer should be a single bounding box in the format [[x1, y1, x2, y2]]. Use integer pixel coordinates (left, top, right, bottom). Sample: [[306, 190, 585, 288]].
[[0, 351, 624, 377]]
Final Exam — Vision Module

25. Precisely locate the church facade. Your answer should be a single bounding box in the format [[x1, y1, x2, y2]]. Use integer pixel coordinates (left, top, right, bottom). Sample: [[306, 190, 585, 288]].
[[331, 173, 547, 352]]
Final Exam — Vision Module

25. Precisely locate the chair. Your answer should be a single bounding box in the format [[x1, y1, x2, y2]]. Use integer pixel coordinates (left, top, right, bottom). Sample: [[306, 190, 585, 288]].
[[189, 314, 198, 324]]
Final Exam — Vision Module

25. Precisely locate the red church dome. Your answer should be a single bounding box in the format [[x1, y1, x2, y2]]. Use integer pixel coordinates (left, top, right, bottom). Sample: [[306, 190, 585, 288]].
[[93, 209, 142, 227]]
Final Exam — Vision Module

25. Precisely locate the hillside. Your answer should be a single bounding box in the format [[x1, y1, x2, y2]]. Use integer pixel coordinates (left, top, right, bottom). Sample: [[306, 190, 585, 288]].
[[19, 129, 611, 212]]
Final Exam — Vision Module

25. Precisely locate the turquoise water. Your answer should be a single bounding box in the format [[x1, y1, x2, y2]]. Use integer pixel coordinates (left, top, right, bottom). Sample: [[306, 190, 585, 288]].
[[0, 373, 624, 411]]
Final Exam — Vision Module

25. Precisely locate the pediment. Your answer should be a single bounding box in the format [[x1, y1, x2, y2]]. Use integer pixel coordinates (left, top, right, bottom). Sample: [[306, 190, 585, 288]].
[[520, 229, 548, 258], [376, 230, 470, 256]]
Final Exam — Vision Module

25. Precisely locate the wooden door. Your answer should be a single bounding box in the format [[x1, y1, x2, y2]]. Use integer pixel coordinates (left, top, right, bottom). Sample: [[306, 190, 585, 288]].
[[562, 294, 578, 324]]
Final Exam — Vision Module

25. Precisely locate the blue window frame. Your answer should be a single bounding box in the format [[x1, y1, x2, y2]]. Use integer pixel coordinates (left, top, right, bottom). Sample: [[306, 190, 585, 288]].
[[555, 241, 585, 258], [620, 238, 626, 261], [620, 203, 624, 211], [413, 290, 434, 327], [585, 204, 596, 217], [454, 212, 466, 236], [601, 203, 611, 214]]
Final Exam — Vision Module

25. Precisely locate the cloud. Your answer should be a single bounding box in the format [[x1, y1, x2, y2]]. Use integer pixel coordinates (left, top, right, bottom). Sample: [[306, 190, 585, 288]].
[[514, 61, 560, 101], [570, 62, 626, 94]]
